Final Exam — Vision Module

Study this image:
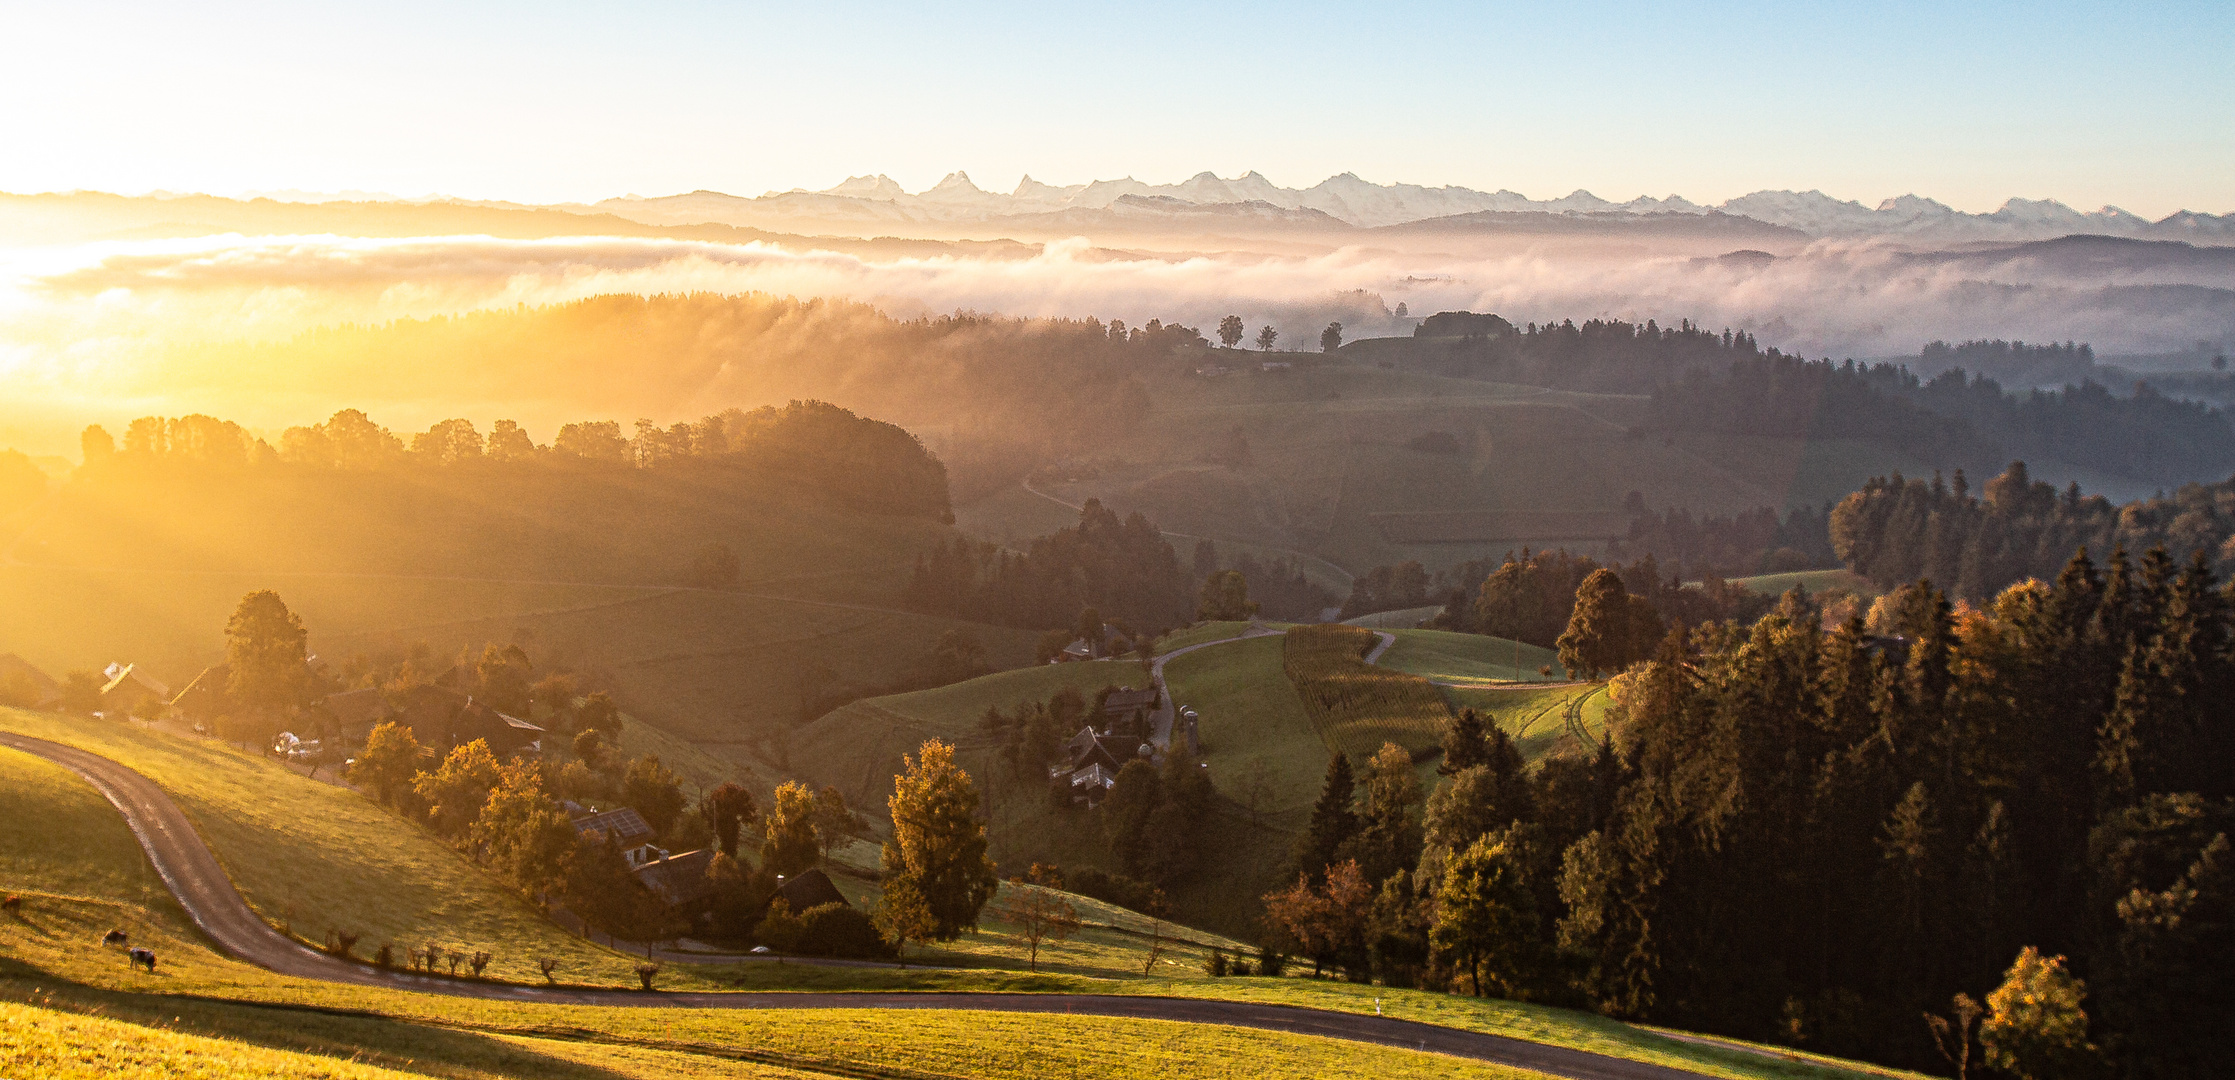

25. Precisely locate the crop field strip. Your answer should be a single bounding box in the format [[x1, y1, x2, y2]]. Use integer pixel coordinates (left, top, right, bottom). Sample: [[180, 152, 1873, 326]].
[[1281, 625, 1453, 760]]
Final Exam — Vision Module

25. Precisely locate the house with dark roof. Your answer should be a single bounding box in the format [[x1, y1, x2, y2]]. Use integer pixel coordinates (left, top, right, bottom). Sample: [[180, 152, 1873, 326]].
[[169, 665, 231, 727], [1050, 725, 1150, 805], [319, 688, 391, 743], [773, 868, 849, 914], [633, 849, 716, 917], [389, 685, 541, 756], [0, 654, 61, 709], [574, 807, 661, 867], [1099, 686, 1159, 738]]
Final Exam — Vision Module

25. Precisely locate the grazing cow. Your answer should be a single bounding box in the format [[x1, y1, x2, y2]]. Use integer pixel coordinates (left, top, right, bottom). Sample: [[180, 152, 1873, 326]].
[[103, 929, 129, 946], [128, 947, 157, 973]]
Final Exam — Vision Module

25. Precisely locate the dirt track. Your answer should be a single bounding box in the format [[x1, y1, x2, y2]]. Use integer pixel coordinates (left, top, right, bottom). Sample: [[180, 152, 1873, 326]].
[[0, 731, 1713, 1080]]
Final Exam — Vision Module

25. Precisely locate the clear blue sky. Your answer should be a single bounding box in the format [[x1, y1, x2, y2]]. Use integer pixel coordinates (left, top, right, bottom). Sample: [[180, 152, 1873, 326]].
[[4, 0, 2229, 216]]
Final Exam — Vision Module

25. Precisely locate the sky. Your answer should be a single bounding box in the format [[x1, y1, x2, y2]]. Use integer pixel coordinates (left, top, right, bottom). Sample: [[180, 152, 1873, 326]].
[[4, 0, 2231, 217]]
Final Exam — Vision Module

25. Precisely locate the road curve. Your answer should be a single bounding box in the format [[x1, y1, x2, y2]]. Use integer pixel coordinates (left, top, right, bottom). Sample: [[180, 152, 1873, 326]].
[[0, 731, 1711, 1080]]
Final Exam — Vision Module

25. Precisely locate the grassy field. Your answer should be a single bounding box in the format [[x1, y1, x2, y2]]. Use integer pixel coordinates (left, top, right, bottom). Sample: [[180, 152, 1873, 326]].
[[1340, 605, 1445, 629], [1375, 629, 1564, 685], [0, 708, 687, 989], [1442, 685, 1606, 762], [0, 742, 177, 914], [0, 886, 1917, 1080], [2, 1000, 440, 1080]]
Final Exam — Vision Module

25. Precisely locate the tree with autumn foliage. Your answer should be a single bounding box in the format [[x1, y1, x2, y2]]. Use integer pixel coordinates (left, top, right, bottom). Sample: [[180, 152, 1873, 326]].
[[1262, 858, 1373, 977], [879, 740, 998, 943]]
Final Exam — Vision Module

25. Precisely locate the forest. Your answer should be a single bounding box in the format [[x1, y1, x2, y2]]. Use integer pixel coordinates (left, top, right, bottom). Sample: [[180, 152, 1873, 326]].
[[1830, 461, 2235, 599], [900, 500, 1194, 634], [1270, 558, 2232, 1076], [1401, 316, 2235, 486]]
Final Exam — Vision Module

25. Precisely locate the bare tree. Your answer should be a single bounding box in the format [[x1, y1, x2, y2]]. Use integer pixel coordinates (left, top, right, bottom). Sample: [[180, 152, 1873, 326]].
[[1926, 993, 1984, 1080], [994, 879, 1082, 972]]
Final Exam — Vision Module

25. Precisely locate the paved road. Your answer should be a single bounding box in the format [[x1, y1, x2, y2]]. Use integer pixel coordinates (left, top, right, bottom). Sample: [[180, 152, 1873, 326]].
[[0, 731, 1714, 1080], [1146, 621, 1285, 749]]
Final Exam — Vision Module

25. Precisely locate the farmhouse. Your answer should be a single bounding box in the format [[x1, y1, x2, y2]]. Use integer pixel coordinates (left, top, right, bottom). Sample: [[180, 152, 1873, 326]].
[[1052, 725, 1151, 804], [1056, 623, 1127, 662], [0, 654, 61, 709], [168, 665, 230, 727], [1098, 686, 1159, 738], [632, 848, 716, 917], [773, 867, 849, 913], [98, 663, 170, 718], [572, 806, 662, 868], [390, 685, 542, 756], [319, 688, 392, 743]]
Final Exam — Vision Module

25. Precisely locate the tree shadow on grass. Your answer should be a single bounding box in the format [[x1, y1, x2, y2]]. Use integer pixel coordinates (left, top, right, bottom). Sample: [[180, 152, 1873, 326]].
[[0, 955, 636, 1080]]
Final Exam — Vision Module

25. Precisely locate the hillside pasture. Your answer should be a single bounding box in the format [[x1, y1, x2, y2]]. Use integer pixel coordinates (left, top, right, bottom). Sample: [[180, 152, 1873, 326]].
[[786, 659, 1151, 809], [0, 768, 1914, 1080], [0, 746, 174, 912], [0, 708, 678, 989], [1442, 685, 1605, 762], [1375, 628, 1564, 685]]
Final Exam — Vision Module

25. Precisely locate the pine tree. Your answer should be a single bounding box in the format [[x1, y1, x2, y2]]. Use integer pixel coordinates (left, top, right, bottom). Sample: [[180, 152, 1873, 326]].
[[1440, 709, 1489, 775], [1296, 751, 1359, 883]]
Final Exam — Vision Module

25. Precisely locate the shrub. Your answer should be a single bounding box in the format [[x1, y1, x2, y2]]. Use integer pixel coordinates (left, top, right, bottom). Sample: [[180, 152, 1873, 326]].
[[468, 951, 492, 977], [1203, 947, 1228, 977], [1257, 946, 1287, 977], [374, 943, 394, 968], [328, 930, 360, 959], [755, 899, 806, 953], [1230, 958, 1254, 977], [798, 902, 891, 959]]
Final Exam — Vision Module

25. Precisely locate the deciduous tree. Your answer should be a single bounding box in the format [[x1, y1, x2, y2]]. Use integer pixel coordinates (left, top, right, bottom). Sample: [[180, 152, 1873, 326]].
[[881, 740, 998, 941], [994, 879, 1081, 971], [350, 721, 423, 809], [225, 590, 311, 745], [762, 780, 822, 877], [1196, 569, 1259, 621], [414, 740, 502, 840]]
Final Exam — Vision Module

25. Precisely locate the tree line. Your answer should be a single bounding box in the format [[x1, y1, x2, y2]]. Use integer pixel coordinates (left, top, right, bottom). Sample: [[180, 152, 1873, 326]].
[[1425, 549, 1772, 653], [1259, 555, 2233, 1076], [78, 399, 951, 519], [1404, 314, 2232, 487], [901, 499, 1192, 632], [1830, 460, 2235, 600]]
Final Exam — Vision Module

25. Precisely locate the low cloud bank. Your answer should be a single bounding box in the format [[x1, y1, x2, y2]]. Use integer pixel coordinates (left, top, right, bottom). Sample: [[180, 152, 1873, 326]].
[[4, 231, 2231, 405]]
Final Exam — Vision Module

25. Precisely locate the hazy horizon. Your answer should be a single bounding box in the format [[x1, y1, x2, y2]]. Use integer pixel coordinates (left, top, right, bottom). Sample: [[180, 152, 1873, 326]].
[[6, 1, 2229, 218]]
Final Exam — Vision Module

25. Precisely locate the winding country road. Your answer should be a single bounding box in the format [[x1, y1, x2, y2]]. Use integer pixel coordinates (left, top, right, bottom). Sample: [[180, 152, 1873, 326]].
[[0, 730, 1714, 1080]]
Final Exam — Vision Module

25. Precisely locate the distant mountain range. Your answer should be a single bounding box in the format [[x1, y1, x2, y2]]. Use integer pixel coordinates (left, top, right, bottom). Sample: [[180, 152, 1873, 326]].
[[588, 170, 2235, 243]]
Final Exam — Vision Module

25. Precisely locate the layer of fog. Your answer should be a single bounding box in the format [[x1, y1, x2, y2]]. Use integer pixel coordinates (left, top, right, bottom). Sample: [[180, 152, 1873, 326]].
[[3, 230, 2231, 450]]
